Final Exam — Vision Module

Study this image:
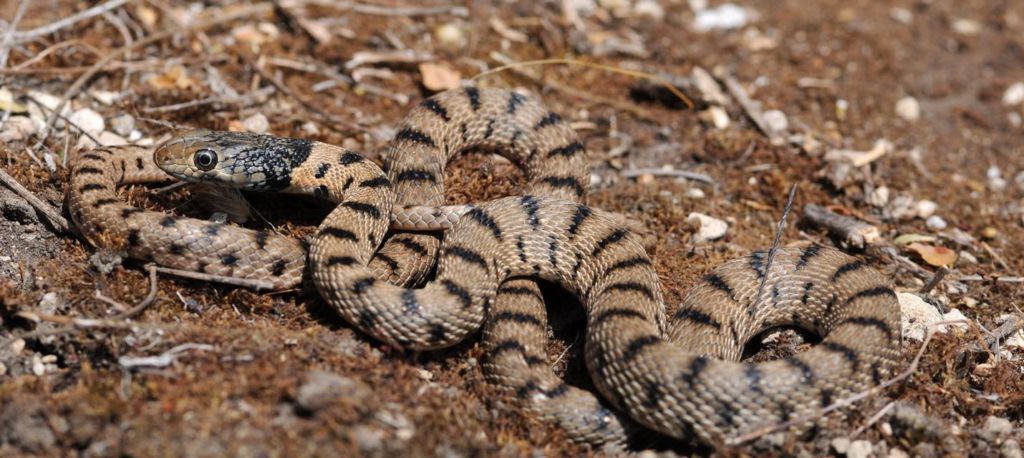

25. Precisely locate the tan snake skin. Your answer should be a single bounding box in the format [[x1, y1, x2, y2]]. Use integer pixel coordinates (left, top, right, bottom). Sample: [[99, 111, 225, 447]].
[[69, 88, 901, 446]]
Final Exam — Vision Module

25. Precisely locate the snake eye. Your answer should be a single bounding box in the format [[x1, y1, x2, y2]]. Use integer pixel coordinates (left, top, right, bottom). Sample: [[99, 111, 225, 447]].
[[193, 149, 218, 171]]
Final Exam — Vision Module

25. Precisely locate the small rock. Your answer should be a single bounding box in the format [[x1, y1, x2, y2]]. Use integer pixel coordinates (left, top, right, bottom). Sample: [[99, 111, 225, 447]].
[[702, 106, 730, 129], [633, 0, 664, 20], [89, 90, 120, 105], [98, 131, 127, 146], [958, 250, 978, 264], [888, 448, 910, 458], [38, 292, 62, 314], [895, 96, 920, 121], [31, 354, 45, 376], [0, 362, 6, 376], [941, 309, 970, 331], [242, 113, 269, 134], [10, 338, 25, 354], [987, 166, 1007, 191], [847, 440, 873, 458], [69, 108, 105, 137], [983, 415, 1013, 438], [686, 187, 706, 199], [1005, 329, 1024, 350], [762, 109, 788, 134], [295, 370, 370, 412], [0, 115, 37, 142], [914, 200, 938, 218], [110, 114, 135, 136], [890, 8, 913, 24], [1003, 82, 1024, 106], [435, 22, 468, 49], [1003, 439, 1022, 458], [952, 18, 982, 35], [899, 292, 943, 341], [980, 226, 998, 240], [351, 425, 385, 454], [693, 3, 750, 31], [687, 212, 728, 244], [832, 437, 851, 454], [691, 67, 728, 105], [925, 215, 947, 231], [868, 186, 890, 207]]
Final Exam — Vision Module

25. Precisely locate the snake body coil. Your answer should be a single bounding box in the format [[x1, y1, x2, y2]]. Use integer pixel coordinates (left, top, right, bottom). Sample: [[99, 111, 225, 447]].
[[69, 87, 901, 446]]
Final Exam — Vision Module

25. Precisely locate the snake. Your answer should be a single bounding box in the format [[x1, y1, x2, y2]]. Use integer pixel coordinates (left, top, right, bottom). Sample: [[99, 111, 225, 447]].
[[68, 87, 902, 447]]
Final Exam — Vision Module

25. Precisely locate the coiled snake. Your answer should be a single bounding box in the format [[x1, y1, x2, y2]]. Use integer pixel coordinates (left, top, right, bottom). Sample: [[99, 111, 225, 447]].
[[68, 87, 901, 446]]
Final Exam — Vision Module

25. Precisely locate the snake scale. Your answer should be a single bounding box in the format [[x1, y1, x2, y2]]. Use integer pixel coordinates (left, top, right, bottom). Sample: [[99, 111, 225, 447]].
[[68, 87, 901, 447]]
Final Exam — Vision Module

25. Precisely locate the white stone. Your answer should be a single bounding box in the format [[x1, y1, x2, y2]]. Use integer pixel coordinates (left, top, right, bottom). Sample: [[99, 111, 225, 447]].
[[691, 67, 729, 105], [693, 3, 749, 31], [847, 440, 873, 458], [98, 131, 127, 146], [899, 292, 943, 341], [707, 106, 731, 129], [633, 0, 664, 20], [984, 416, 1013, 436], [926, 215, 947, 231], [89, 90, 119, 105], [895, 96, 920, 121], [952, 18, 982, 35], [32, 354, 45, 376], [110, 114, 135, 136], [762, 109, 788, 134], [941, 309, 970, 331], [69, 108, 105, 137], [888, 448, 910, 458], [435, 22, 468, 49], [890, 8, 913, 24], [242, 113, 269, 134], [687, 212, 728, 244], [0, 362, 6, 376], [868, 186, 890, 207], [686, 187, 706, 199], [914, 200, 938, 218], [1002, 82, 1024, 106], [832, 437, 851, 454], [988, 165, 1007, 191]]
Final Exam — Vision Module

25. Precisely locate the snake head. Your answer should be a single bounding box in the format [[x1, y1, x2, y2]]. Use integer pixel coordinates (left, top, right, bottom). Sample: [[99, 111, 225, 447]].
[[154, 129, 313, 191]]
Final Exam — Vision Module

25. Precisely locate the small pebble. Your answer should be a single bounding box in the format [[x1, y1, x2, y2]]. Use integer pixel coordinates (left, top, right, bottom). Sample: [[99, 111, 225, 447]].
[[980, 226, 998, 240], [686, 187, 706, 199], [914, 200, 938, 218], [296, 370, 370, 412], [242, 113, 270, 134], [987, 165, 1007, 191], [846, 440, 873, 458], [899, 292, 943, 341], [110, 114, 135, 136], [633, 0, 664, 20], [69, 108, 105, 137], [983, 415, 1013, 437], [867, 186, 890, 207], [435, 22, 468, 49], [351, 425, 385, 454], [693, 3, 750, 31], [687, 212, 728, 244], [890, 7, 913, 24], [762, 109, 788, 134], [1003, 82, 1024, 106], [925, 215, 947, 231], [952, 18, 982, 35], [10, 338, 25, 354], [895, 96, 920, 121], [958, 250, 978, 264], [704, 106, 731, 129], [0, 362, 6, 376], [888, 448, 910, 458], [98, 131, 127, 146], [32, 354, 45, 376], [832, 437, 851, 454], [1003, 440, 1023, 458]]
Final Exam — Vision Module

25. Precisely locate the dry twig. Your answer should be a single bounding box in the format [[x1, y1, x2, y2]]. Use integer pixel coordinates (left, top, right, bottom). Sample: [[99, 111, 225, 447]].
[[152, 265, 279, 291], [0, 168, 70, 232], [0, 0, 31, 70], [619, 167, 716, 184], [7, 0, 132, 43], [282, 0, 468, 17], [715, 71, 782, 142], [802, 204, 880, 248]]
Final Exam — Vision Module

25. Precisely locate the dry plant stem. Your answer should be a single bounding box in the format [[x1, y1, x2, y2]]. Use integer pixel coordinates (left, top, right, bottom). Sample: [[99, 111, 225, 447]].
[[102, 265, 159, 320], [980, 241, 1011, 271], [918, 266, 948, 295], [0, 0, 31, 71], [716, 72, 780, 141], [152, 265, 278, 291], [8, 0, 132, 43], [756, 184, 798, 303], [802, 204, 880, 248], [619, 167, 716, 184], [852, 401, 896, 438], [283, 0, 468, 17], [727, 319, 969, 445], [0, 168, 70, 232], [37, 2, 274, 144]]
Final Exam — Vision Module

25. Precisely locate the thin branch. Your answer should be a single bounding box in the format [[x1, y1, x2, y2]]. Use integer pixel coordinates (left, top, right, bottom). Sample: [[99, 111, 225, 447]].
[[802, 204, 880, 248], [756, 184, 798, 303], [282, 0, 468, 17], [94, 264, 159, 320], [9, 0, 133, 43], [918, 266, 948, 295], [0, 0, 31, 70], [0, 168, 70, 232]]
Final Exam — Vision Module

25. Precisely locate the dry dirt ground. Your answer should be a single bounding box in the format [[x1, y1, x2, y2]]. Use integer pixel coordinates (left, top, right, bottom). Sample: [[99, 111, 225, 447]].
[[1, 0, 1023, 456]]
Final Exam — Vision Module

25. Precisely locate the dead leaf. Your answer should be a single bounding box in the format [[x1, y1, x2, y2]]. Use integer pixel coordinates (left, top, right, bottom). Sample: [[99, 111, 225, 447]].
[[907, 242, 958, 267], [147, 65, 197, 90], [419, 62, 461, 91]]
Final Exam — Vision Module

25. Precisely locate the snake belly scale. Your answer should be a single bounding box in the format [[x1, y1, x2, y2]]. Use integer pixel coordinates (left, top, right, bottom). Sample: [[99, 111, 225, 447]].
[[69, 87, 901, 446]]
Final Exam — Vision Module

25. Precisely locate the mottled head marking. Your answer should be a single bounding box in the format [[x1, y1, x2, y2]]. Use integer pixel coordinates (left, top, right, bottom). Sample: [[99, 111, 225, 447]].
[[154, 129, 313, 190]]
